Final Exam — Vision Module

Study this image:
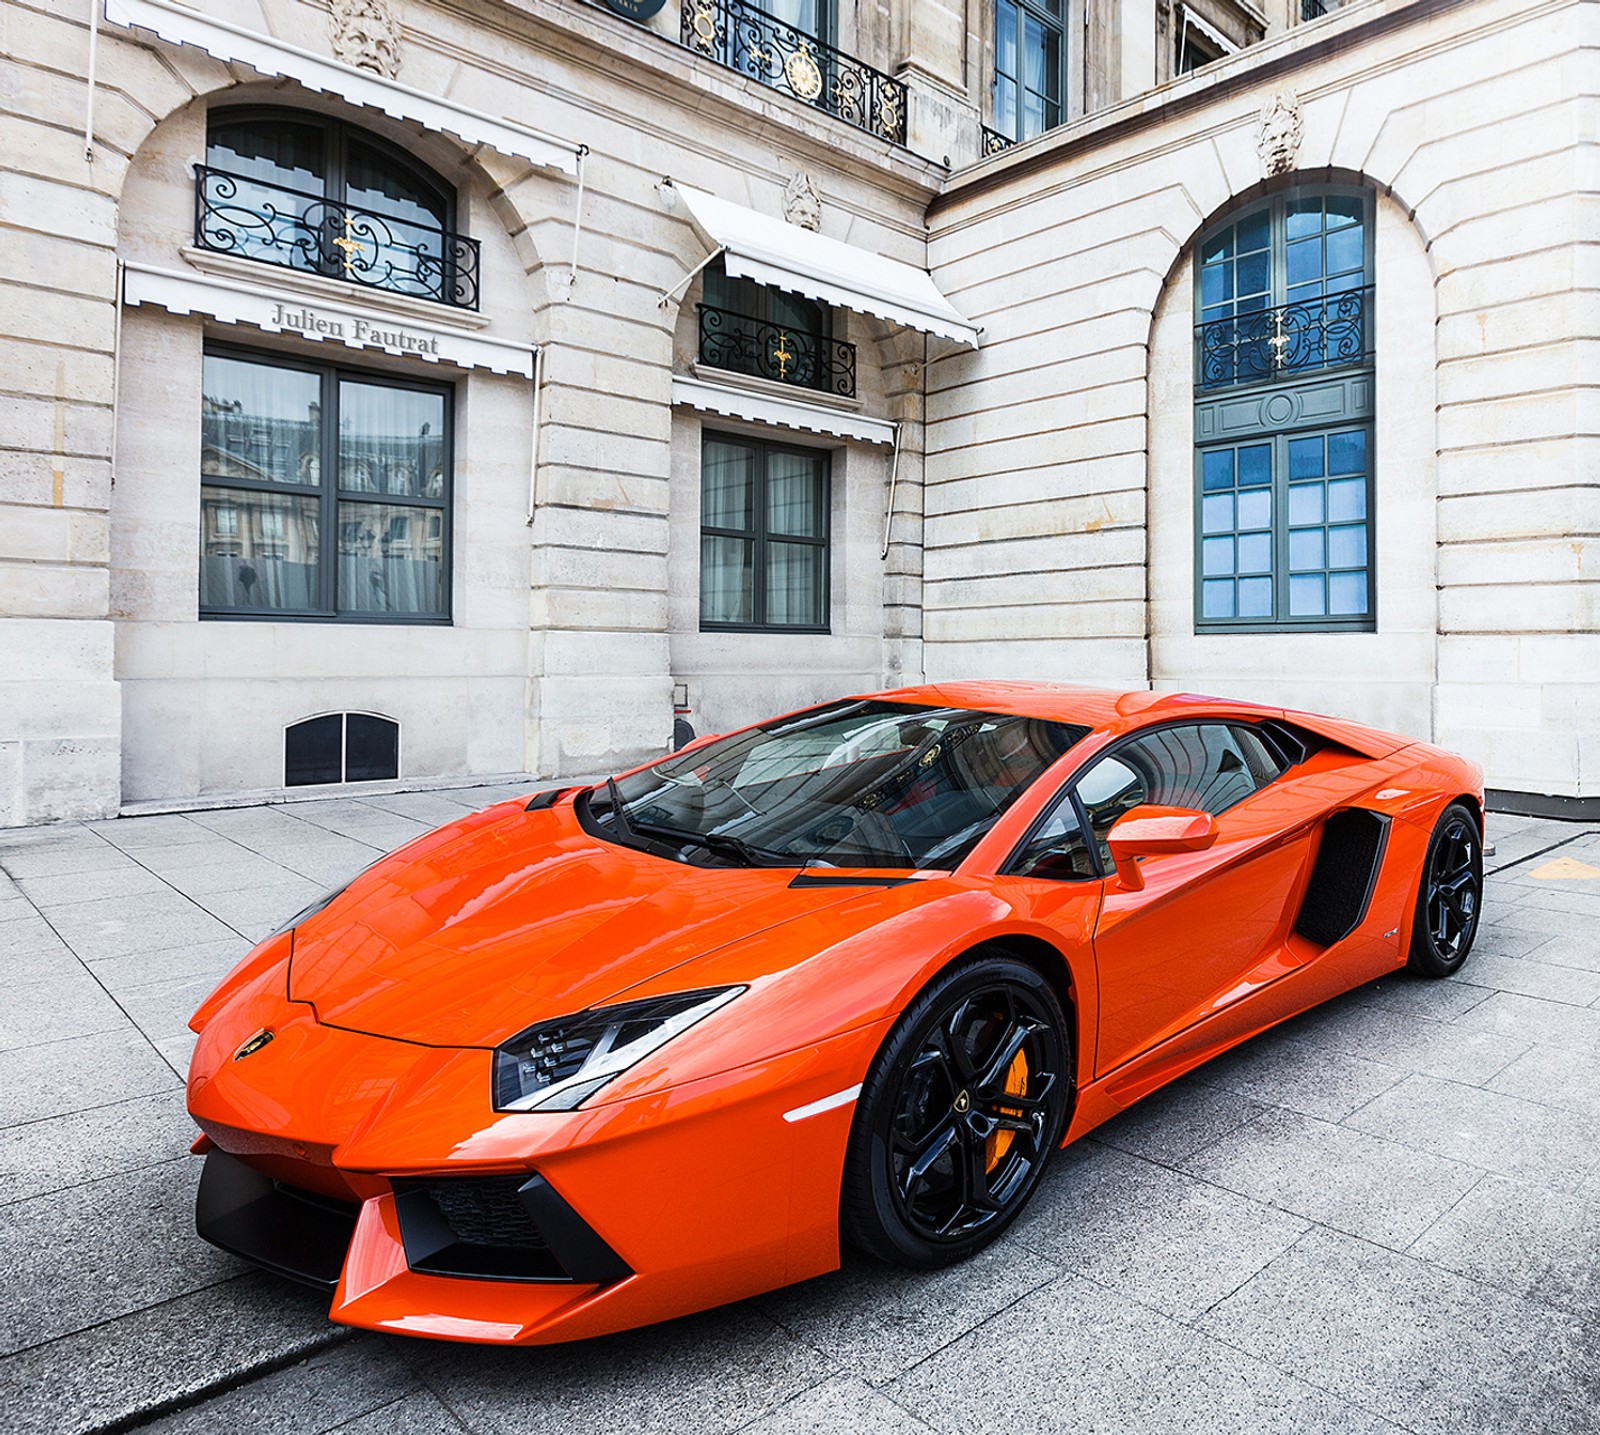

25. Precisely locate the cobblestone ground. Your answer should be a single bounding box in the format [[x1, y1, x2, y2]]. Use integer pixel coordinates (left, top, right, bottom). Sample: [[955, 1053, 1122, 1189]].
[[2, 795, 1598, 1434]]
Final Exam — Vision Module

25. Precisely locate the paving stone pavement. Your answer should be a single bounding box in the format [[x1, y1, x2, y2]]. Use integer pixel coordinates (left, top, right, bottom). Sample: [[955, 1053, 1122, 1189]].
[[2, 797, 1599, 1434]]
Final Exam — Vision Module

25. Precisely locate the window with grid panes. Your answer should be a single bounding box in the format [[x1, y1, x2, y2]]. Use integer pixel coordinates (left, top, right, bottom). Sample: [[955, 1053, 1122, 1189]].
[[700, 433, 829, 632], [199, 347, 450, 621], [993, 0, 1064, 144], [1194, 190, 1374, 631]]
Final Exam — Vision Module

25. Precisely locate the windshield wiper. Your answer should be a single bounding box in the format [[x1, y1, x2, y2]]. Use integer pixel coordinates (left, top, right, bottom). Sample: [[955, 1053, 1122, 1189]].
[[602, 777, 639, 841], [629, 818, 791, 868]]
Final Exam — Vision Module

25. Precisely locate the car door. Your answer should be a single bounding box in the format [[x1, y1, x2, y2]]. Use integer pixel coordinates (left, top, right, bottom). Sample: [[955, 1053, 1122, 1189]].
[[1079, 722, 1316, 1077]]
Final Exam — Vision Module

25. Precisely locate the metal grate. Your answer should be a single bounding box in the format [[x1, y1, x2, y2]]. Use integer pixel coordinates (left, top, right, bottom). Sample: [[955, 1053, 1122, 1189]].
[[697, 302, 857, 397], [421, 1176, 550, 1251], [680, 0, 908, 146], [1195, 286, 1373, 391], [982, 125, 1016, 157], [195, 164, 481, 310]]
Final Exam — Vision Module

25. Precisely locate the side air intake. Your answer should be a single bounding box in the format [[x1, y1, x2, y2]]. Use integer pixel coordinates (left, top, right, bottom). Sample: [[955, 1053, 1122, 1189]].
[[1295, 808, 1390, 947]]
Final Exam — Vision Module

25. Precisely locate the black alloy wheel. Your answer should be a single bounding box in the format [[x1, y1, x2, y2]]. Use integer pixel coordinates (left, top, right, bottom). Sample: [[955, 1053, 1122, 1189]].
[[1407, 801, 1483, 978], [842, 955, 1071, 1268]]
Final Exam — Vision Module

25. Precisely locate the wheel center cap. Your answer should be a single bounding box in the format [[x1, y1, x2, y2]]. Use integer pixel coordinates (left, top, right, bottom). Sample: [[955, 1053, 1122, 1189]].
[[953, 1089, 971, 1114]]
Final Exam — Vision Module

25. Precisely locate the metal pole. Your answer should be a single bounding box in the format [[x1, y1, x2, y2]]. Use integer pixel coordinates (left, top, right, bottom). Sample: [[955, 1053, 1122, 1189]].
[[84, 0, 101, 163], [526, 344, 544, 525], [880, 421, 902, 560]]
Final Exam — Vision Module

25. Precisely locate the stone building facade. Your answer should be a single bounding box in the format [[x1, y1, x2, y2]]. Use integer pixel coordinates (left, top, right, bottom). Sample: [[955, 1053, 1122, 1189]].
[[0, 0, 1591, 825]]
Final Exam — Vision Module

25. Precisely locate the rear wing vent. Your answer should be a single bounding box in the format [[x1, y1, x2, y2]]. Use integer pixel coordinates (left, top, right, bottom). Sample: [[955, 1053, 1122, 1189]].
[[1295, 809, 1390, 947]]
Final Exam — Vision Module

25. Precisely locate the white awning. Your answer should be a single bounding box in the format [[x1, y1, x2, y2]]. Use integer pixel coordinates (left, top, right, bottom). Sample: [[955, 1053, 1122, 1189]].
[[672, 184, 980, 349], [123, 262, 537, 378], [1179, 6, 1239, 55], [104, 0, 581, 175], [672, 375, 896, 446]]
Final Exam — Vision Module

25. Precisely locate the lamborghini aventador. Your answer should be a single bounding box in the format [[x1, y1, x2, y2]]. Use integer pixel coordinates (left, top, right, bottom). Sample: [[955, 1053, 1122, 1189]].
[[185, 683, 1484, 1343]]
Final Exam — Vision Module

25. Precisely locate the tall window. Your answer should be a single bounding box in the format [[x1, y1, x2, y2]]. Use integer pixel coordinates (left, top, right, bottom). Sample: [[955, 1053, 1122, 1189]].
[[993, 0, 1064, 144], [197, 109, 478, 309], [200, 347, 450, 621], [1193, 190, 1374, 631], [701, 434, 829, 632]]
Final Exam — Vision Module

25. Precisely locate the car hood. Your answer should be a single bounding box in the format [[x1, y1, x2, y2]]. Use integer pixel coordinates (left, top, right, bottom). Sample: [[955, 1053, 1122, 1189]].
[[287, 800, 864, 1048]]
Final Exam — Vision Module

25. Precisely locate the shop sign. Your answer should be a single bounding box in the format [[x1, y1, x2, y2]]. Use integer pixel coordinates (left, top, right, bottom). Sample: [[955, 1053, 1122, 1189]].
[[270, 301, 441, 357], [605, 0, 665, 18]]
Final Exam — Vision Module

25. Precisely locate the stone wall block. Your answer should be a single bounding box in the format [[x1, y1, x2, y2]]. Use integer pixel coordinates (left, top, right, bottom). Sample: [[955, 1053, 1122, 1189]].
[[925, 598, 1145, 643], [1517, 634, 1600, 684], [1437, 249, 1578, 317], [925, 526, 1146, 583], [1435, 635, 1520, 684], [923, 635, 1149, 685], [1440, 582, 1595, 634], [1438, 489, 1586, 544], [530, 586, 668, 632], [1436, 341, 1596, 410], [0, 564, 109, 619], [1439, 536, 1593, 588], [0, 392, 113, 464], [1436, 389, 1588, 452]]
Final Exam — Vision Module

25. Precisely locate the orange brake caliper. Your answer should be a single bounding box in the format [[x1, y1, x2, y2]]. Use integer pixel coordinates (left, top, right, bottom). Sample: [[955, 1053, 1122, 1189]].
[[985, 1049, 1030, 1170]]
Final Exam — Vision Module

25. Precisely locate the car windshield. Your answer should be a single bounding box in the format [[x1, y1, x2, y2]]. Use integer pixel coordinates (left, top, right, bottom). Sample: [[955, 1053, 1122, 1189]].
[[588, 700, 1088, 870]]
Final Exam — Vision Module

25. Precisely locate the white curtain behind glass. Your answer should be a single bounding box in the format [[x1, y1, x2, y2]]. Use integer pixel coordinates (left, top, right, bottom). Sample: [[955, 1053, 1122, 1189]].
[[764, 449, 822, 627], [701, 441, 754, 624], [336, 381, 447, 615]]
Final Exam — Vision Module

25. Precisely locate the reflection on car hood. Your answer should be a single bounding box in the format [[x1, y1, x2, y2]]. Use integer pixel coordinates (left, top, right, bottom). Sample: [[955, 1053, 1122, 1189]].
[[287, 800, 862, 1048]]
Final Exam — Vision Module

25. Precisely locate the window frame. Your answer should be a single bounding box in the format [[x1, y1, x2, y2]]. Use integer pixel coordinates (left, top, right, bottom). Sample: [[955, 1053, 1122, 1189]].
[[199, 340, 454, 625], [206, 105, 458, 242], [1002, 720, 1291, 882], [1193, 187, 1376, 634], [284, 710, 401, 787], [699, 430, 832, 635], [992, 0, 1067, 145]]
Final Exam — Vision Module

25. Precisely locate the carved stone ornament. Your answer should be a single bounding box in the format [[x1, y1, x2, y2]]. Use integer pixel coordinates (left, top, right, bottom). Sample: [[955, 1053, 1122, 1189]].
[[330, 0, 402, 79], [782, 171, 822, 231], [1256, 91, 1303, 177]]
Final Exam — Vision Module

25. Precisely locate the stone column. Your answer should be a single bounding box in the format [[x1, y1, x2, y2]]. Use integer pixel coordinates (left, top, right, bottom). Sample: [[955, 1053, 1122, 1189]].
[[894, 0, 980, 167], [0, 0, 129, 824], [524, 172, 675, 779]]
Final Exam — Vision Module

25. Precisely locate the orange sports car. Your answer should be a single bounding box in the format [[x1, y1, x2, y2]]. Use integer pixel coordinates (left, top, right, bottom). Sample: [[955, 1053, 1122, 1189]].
[[186, 683, 1484, 1344]]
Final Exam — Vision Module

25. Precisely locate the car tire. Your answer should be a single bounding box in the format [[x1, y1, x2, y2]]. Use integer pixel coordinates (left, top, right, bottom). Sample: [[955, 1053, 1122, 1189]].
[[1406, 800, 1484, 979], [841, 953, 1072, 1269]]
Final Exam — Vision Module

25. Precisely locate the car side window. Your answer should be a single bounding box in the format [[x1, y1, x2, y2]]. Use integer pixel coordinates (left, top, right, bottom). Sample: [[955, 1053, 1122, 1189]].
[[1113, 723, 1271, 817], [1229, 724, 1287, 786], [1010, 791, 1098, 881], [1076, 754, 1147, 869]]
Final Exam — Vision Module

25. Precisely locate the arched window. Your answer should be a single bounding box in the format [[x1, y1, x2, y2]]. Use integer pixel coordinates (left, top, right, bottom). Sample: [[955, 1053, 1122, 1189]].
[[285, 712, 400, 786], [197, 108, 479, 309], [1193, 188, 1374, 630]]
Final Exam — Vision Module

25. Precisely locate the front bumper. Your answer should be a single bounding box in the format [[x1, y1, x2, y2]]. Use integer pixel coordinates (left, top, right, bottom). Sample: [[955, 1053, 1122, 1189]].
[[187, 970, 888, 1344]]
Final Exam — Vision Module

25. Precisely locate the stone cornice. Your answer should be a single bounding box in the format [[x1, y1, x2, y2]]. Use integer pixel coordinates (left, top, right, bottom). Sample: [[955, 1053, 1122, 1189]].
[[402, 0, 949, 207], [931, 0, 1561, 221]]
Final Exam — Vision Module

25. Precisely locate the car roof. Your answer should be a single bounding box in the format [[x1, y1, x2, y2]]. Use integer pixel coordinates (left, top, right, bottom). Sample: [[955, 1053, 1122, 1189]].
[[865, 681, 1277, 733]]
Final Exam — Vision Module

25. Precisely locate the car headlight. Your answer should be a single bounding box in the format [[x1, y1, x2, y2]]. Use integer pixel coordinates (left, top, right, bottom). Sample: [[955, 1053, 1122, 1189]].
[[492, 987, 745, 1112]]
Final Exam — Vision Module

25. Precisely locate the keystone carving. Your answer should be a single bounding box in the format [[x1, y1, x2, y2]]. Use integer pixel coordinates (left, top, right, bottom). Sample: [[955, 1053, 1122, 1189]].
[[782, 171, 822, 231], [1256, 91, 1303, 177], [330, 0, 403, 79]]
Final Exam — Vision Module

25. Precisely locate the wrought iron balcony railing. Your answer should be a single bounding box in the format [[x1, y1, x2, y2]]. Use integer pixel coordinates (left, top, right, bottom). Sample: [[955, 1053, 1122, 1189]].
[[681, 0, 908, 147], [1195, 286, 1373, 390], [981, 126, 1016, 158], [697, 303, 856, 398], [194, 165, 481, 310]]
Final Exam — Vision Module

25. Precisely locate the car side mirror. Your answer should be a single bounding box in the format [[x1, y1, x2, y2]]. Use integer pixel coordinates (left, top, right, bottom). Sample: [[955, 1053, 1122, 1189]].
[[1105, 805, 1219, 891]]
